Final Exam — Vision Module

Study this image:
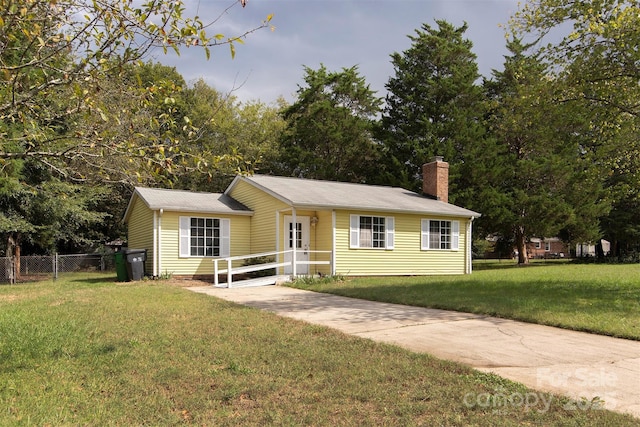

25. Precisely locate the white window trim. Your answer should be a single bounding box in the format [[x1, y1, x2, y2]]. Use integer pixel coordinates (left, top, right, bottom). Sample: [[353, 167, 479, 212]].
[[421, 219, 460, 251], [349, 214, 394, 250], [179, 216, 230, 258]]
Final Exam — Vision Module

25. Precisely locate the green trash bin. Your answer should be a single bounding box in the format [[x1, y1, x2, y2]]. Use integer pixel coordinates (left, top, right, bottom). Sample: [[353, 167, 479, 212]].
[[114, 251, 128, 282]]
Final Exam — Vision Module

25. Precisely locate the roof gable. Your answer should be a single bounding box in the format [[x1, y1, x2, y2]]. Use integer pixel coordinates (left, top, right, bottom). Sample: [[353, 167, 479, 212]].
[[227, 175, 480, 218]]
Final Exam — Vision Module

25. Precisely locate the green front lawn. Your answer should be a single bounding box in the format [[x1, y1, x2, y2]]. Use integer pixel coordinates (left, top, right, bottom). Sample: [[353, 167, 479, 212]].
[[1, 273, 636, 425], [289, 262, 640, 340]]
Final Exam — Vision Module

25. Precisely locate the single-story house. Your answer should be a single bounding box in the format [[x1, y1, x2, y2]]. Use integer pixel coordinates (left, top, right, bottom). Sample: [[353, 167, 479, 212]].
[[123, 157, 481, 284]]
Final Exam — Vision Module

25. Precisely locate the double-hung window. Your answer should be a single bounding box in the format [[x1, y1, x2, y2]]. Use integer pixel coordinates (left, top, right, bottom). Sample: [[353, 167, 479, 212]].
[[421, 219, 459, 250], [350, 215, 394, 249], [179, 217, 230, 257]]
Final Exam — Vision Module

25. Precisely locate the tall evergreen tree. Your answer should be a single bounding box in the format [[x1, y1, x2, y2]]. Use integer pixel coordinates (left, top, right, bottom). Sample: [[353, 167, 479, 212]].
[[477, 39, 607, 263], [276, 65, 382, 183], [378, 20, 485, 193]]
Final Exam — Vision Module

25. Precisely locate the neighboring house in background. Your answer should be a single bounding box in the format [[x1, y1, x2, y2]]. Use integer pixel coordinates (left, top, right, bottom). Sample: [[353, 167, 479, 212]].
[[483, 236, 607, 260], [527, 237, 568, 259], [482, 236, 567, 260], [525, 238, 611, 259], [123, 157, 481, 285]]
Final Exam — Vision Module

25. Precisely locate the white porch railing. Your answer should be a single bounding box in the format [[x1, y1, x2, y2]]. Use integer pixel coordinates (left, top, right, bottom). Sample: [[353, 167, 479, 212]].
[[213, 250, 333, 288]]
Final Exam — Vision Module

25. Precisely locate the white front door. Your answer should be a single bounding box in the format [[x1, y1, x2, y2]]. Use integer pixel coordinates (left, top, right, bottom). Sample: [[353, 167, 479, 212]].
[[284, 215, 310, 275]]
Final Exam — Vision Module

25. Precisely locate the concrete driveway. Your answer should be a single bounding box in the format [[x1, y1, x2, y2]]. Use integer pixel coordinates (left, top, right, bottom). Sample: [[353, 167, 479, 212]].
[[187, 285, 640, 419]]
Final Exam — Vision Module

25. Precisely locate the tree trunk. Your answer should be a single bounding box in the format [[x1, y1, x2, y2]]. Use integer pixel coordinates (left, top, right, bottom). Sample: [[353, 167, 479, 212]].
[[6, 233, 21, 283], [14, 239, 20, 281], [595, 241, 605, 259], [7, 235, 15, 284], [611, 239, 619, 258], [515, 226, 529, 265], [6, 257, 15, 284]]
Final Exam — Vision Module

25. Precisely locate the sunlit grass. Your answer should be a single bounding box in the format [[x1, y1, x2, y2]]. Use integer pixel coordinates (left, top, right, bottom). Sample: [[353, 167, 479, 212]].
[[1, 273, 636, 425]]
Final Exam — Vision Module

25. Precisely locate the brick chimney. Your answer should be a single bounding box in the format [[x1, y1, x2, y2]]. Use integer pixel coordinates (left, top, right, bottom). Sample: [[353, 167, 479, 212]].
[[422, 156, 449, 203]]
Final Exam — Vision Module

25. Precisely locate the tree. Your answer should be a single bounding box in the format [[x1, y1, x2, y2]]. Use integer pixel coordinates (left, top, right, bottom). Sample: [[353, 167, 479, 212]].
[[276, 65, 383, 183], [511, 0, 640, 256], [0, 161, 110, 280], [0, 0, 273, 182], [477, 39, 607, 264], [174, 79, 286, 192], [511, 0, 640, 117], [0, 0, 272, 268], [378, 20, 485, 193], [599, 117, 640, 256]]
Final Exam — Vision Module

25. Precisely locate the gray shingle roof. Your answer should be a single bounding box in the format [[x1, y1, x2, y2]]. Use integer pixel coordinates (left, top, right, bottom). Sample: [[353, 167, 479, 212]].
[[131, 187, 252, 215], [232, 175, 480, 218]]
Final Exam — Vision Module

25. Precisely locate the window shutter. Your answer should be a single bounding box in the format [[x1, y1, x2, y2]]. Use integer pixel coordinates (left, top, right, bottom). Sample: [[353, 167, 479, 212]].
[[179, 216, 190, 257], [385, 217, 395, 249], [349, 215, 359, 248], [220, 219, 230, 257], [452, 220, 460, 250], [421, 219, 429, 250]]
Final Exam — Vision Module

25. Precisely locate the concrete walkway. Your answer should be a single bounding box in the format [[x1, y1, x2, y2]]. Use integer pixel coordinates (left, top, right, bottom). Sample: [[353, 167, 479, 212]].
[[187, 285, 640, 419]]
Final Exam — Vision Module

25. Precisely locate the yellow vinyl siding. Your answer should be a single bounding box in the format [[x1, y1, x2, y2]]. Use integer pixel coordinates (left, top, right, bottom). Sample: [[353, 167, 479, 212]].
[[227, 180, 288, 254], [159, 211, 251, 277], [313, 210, 334, 275], [126, 195, 155, 273], [334, 210, 468, 275]]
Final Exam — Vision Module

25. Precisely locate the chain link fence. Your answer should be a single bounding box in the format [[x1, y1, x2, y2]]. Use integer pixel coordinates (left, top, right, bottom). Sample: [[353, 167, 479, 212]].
[[0, 254, 113, 284]]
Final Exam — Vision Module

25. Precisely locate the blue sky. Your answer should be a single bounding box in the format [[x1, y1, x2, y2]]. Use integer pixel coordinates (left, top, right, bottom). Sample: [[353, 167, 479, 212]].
[[152, 0, 522, 104]]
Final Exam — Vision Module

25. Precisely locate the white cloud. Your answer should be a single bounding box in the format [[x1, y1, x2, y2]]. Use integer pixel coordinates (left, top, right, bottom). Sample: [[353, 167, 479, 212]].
[[154, 0, 522, 103]]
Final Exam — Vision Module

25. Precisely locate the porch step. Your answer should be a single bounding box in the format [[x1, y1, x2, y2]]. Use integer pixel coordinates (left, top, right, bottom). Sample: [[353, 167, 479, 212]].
[[214, 275, 291, 288]]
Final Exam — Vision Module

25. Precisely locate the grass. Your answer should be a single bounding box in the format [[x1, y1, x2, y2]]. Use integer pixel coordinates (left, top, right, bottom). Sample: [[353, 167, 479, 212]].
[[289, 261, 640, 340], [1, 273, 637, 425]]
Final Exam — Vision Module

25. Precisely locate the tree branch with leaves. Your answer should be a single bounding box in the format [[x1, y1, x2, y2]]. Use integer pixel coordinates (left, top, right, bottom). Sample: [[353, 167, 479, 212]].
[[0, 0, 273, 182]]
